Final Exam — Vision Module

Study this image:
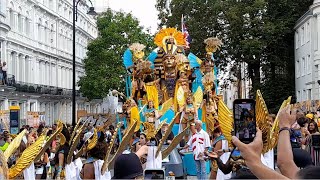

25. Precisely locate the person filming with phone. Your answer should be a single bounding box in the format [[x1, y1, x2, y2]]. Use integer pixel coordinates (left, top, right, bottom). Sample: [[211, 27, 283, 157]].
[[182, 120, 211, 180]]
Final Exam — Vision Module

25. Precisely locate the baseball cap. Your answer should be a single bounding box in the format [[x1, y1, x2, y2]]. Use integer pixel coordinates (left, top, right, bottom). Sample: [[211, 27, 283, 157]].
[[112, 153, 143, 179]]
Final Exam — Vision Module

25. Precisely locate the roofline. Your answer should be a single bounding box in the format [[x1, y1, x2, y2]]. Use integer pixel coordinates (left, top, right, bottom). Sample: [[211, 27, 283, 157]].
[[294, 10, 313, 30]]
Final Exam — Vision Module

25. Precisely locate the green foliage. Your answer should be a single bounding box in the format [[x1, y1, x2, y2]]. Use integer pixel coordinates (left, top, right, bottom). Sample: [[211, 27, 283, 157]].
[[156, 0, 312, 112], [78, 9, 154, 100]]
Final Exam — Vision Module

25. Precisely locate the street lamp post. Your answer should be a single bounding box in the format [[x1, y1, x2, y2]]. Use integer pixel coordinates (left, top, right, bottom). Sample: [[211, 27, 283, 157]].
[[72, 0, 97, 126]]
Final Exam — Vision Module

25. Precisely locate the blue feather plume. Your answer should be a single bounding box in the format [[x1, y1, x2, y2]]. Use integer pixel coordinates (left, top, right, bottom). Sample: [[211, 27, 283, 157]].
[[123, 49, 133, 69], [188, 52, 201, 68]]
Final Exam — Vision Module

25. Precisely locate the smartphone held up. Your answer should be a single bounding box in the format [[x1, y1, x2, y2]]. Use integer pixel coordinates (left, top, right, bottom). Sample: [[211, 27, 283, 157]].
[[233, 99, 256, 144]]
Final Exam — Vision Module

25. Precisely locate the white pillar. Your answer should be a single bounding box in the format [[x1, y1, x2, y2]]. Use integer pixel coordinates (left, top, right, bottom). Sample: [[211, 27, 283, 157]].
[[15, 54, 19, 81]]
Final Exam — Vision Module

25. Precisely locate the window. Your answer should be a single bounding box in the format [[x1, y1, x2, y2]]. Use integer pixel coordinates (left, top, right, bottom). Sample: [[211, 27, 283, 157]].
[[9, 9, 14, 27], [307, 22, 310, 42], [303, 90, 306, 100], [308, 89, 312, 100], [296, 60, 300, 77], [25, 16, 30, 36], [302, 57, 306, 76], [301, 26, 305, 46], [18, 14, 22, 32], [297, 91, 300, 102], [308, 55, 311, 74], [295, 32, 299, 49]]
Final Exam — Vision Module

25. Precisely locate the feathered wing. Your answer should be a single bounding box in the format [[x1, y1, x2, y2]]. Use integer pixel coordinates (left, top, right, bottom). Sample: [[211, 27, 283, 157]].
[[162, 125, 189, 159], [268, 96, 292, 150], [159, 98, 173, 115], [188, 52, 202, 68], [192, 68, 204, 93], [123, 48, 133, 69], [255, 90, 270, 154], [0, 150, 8, 179], [35, 127, 62, 162], [102, 120, 137, 173], [156, 113, 180, 158], [218, 98, 233, 146], [4, 129, 27, 160], [177, 86, 186, 108], [66, 126, 83, 164], [193, 86, 203, 109], [145, 81, 160, 109], [9, 132, 47, 179], [130, 106, 141, 132], [101, 122, 122, 175], [146, 48, 158, 69], [87, 128, 98, 151]]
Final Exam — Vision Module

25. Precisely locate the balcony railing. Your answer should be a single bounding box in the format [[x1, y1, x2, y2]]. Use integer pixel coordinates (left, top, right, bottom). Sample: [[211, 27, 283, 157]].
[[6, 74, 82, 97]]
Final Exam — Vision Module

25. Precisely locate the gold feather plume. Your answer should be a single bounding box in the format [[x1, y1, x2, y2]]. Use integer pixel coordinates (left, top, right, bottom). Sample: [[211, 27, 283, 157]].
[[4, 129, 27, 160], [156, 113, 180, 158], [218, 98, 233, 147], [268, 96, 292, 150], [102, 120, 137, 173], [255, 90, 270, 154], [66, 126, 84, 164], [154, 28, 186, 48], [101, 122, 122, 175], [35, 127, 62, 162], [162, 125, 189, 159], [159, 98, 173, 115], [9, 132, 47, 179], [0, 149, 8, 180]]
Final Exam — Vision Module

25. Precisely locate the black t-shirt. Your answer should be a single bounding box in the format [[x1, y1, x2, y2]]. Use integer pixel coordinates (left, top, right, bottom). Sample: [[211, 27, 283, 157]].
[[155, 131, 174, 144]]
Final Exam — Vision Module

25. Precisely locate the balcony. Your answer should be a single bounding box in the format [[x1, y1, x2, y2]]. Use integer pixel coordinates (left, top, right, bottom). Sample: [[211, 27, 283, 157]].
[[4, 74, 82, 97]]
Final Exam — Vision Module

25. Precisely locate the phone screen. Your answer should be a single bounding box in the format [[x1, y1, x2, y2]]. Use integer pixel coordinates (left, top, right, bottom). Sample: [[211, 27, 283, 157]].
[[144, 169, 165, 180], [233, 99, 256, 144]]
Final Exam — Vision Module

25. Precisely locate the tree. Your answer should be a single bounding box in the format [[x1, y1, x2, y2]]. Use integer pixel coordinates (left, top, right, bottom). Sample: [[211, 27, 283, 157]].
[[156, 0, 313, 112], [78, 9, 154, 100]]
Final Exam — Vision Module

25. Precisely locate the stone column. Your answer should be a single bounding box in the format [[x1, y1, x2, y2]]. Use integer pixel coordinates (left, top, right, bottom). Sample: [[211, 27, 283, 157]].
[[15, 54, 19, 81]]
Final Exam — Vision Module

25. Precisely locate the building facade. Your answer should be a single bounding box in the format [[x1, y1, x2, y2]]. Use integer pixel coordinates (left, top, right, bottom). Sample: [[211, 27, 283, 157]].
[[0, 0, 102, 126], [295, 0, 320, 102]]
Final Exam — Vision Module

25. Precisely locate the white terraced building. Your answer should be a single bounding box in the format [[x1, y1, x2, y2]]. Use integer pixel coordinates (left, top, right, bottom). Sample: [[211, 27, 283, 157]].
[[0, 0, 103, 126]]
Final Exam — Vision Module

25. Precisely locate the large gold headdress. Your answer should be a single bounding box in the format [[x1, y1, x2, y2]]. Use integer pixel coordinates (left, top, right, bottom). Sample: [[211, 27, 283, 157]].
[[154, 28, 186, 55], [204, 37, 223, 54]]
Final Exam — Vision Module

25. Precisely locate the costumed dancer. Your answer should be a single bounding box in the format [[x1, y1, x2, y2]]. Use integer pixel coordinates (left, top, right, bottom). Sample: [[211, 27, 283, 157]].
[[54, 123, 70, 179], [123, 43, 153, 102]]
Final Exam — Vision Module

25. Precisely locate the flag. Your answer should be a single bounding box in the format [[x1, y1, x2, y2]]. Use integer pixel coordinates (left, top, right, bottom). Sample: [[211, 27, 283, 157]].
[[181, 14, 191, 49]]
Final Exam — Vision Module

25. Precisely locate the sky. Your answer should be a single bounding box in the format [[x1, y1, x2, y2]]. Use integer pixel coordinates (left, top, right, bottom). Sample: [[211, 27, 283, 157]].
[[93, 0, 159, 34]]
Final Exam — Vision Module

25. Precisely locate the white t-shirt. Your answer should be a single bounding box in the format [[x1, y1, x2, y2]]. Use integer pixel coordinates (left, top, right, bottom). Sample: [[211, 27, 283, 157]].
[[187, 129, 211, 160], [2, 65, 7, 72]]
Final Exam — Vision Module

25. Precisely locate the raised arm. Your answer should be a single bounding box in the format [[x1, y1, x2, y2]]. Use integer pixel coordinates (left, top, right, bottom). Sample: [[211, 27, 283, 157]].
[[277, 106, 299, 178]]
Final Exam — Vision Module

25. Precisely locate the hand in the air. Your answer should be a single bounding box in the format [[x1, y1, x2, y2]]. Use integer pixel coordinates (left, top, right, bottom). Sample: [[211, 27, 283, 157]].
[[231, 128, 263, 167], [278, 105, 297, 129]]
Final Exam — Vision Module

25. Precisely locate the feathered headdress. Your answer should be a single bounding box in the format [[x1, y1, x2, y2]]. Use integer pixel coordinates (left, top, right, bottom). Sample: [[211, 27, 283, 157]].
[[204, 37, 223, 53], [176, 54, 190, 72], [154, 28, 186, 55], [129, 43, 146, 53]]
